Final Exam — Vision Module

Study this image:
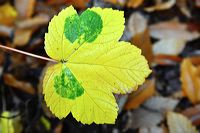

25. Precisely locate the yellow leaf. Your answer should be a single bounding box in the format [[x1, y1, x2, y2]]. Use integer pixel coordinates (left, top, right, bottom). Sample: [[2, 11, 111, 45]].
[[43, 6, 151, 124], [0, 3, 17, 26], [67, 41, 151, 94], [0, 111, 22, 133], [167, 112, 198, 133], [180, 59, 200, 104]]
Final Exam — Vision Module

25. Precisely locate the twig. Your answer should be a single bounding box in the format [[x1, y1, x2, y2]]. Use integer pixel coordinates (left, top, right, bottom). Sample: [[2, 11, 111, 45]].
[[0, 44, 57, 63]]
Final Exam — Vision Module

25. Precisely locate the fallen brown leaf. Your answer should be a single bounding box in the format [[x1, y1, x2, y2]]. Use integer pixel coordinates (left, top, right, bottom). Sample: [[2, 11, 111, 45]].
[[104, 0, 126, 6], [14, 0, 36, 19], [180, 59, 200, 104], [128, 12, 147, 37], [149, 21, 200, 41], [16, 14, 50, 29], [3, 73, 35, 95], [125, 108, 164, 129], [124, 79, 155, 110], [65, 0, 90, 9], [188, 56, 200, 66], [0, 25, 13, 37], [176, 0, 191, 17], [144, 0, 176, 12], [182, 104, 200, 126], [139, 126, 164, 133], [154, 54, 182, 65], [127, 0, 144, 8], [153, 39, 186, 55], [143, 96, 178, 113], [167, 112, 198, 133], [131, 29, 153, 64], [13, 28, 34, 47]]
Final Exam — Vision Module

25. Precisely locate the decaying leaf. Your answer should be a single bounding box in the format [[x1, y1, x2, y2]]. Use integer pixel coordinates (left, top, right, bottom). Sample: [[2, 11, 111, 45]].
[[14, 0, 36, 19], [149, 21, 200, 41], [154, 54, 182, 65], [124, 79, 155, 110], [127, 0, 144, 8], [3, 73, 35, 95], [0, 3, 17, 26], [126, 108, 164, 129], [104, 0, 126, 6], [0, 111, 22, 133], [180, 59, 200, 104], [182, 104, 200, 126], [0, 25, 13, 37], [65, 0, 90, 9], [128, 12, 147, 37], [167, 112, 198, 133], [16, 14, 50, 29], [139, 126, 164, 133], [131, 29, 153, 63], [153, 39, 186, 55], [195, 0, 200, 7], [188, 56, 200, 66], [143, 96, 179, 113], [176, 0, 191, 18], [144, 0, 176, 12], [105, 0, 144, 8], [13, 28, 34, 47]]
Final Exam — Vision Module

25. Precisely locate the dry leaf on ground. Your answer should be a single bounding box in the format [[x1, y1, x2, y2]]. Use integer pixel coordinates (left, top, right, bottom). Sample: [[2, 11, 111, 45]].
[[131, 29, 153, 63], [14, 0, 35, 19], [153, 39, 186, 55], [182, 104, 200, 126], [128, 12, 147, 37], [3, 73, 35, 95], [16, 14, 50, 29], [143, 96, 179, 113], [144, 0, 176, 12], [154, 54, 182, 65], [13, 28, 34, 47], [149, 21, 200, 41], [65, 0, 90, 9], [139, 126, 164, 133], [125, 108, 164, 129], [176, 0, 191, 17], [124, 79, 155, 110], [127, 0, 144, 8], [180, 59, 200, 104], [167, 112, 198, 133], [0, 25, 13, 37]]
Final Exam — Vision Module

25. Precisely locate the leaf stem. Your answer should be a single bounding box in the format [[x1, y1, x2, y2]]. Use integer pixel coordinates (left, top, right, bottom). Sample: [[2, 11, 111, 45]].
[[0, 44, 57, 63]]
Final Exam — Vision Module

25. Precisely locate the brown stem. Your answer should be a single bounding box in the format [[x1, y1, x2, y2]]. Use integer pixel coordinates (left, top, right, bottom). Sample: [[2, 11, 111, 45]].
[[0, 44, 57, 63]]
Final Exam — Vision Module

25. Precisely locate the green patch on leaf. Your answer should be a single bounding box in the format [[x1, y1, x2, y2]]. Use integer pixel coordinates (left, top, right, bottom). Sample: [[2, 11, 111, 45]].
[[64, 10, 103, 43], [54, 66, 84, 99]]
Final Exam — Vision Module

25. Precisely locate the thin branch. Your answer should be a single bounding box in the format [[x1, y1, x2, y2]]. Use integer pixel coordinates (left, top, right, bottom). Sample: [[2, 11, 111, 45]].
[[0, 44, 57, 63]]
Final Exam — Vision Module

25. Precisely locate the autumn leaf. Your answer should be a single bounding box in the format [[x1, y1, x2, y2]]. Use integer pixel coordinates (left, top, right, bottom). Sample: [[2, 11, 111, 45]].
[[127, 0, 144, 8], [0, 3, 17, 26], [180, 59, 200, 104], [144, 0, 176, 12], [43, 6, 151, 124], [124, 79, 155, 110], [0, 111, 22, 133], [167, 112, 198, 133], [131, 29, 153, 63]]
